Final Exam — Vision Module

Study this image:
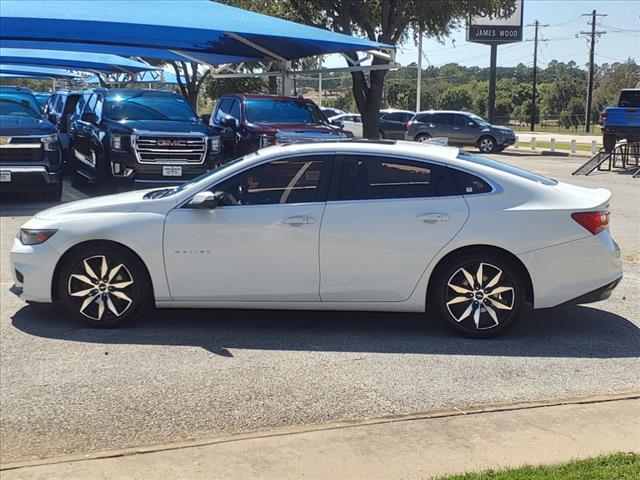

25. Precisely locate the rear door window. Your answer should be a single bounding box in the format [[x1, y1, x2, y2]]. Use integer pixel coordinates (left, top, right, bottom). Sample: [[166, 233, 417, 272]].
[[337, 155, 459, 200]]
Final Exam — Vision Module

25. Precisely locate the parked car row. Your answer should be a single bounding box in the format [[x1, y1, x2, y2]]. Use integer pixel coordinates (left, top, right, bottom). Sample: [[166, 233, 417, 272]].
[[1, 87, 354, 198]]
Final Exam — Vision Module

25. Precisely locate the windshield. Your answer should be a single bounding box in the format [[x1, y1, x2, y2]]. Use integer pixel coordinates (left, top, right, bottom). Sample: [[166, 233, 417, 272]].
[[0, 92, 42, 118], [103, 92, 197, 122], [469, 114, 490, 127], [34, 93, 50, 109], [245, 98, 325, 124], [458, 152, 557, 185]]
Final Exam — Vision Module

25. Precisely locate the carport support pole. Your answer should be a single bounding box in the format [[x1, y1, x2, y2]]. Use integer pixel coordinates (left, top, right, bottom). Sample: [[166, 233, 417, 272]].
[[488, 44, 497, 124], [281, 61, 293, 96]]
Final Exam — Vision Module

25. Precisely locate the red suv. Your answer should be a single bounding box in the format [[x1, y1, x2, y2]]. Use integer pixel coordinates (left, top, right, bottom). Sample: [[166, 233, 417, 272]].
[[210, 94, 352, 158]]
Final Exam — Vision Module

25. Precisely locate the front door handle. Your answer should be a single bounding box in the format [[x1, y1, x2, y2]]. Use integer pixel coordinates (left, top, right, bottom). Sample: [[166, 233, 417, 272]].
[[417, 213, 449, 223], [283, 216, 315, 226]]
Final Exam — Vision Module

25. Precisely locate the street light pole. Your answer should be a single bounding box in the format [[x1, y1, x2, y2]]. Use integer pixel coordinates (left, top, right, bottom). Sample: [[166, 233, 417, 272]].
[[416, 29, 423, 112]]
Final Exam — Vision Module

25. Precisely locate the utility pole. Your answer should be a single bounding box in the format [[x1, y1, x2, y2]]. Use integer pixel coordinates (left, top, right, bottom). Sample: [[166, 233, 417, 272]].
[[318, 55, 323, 107], [526, 20, 548, 131], [416, 29, 423, 112], [580, 10, 607, 132], [488, 44, 497, 124]]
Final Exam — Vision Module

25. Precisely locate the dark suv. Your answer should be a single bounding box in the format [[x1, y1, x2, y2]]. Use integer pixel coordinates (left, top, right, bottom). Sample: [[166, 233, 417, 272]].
[[69, 89, 225, 188], [44, 91, 83, 160], [379, 109, 415, 139], [0, 86, 62, 200], [210, 94, 351, 157], [405, 110, 516, 153]]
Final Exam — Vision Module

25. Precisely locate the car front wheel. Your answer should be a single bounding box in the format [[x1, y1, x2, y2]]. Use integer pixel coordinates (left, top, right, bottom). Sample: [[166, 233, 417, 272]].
[[433, 252, 524, 338], [58, 243, 150, 327], [478, 136, 497, 153], [416, 133, 431, 143]]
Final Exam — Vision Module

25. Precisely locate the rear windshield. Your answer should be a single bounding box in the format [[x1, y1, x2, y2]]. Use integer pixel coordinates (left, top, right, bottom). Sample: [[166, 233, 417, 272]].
[[0, 92, 42, 118], [457, 152, 558, 185], [245, 98, 325, 124], [104, 92, 197, 122], [618, 90, 640, 108]]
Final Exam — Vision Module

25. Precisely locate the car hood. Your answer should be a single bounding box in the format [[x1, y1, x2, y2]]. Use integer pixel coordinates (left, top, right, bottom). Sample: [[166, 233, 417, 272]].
[[35, 189, 163, 220], [0, 115, 56, 136], [249, 123, 345, 135], [106, 119, 211, 135]]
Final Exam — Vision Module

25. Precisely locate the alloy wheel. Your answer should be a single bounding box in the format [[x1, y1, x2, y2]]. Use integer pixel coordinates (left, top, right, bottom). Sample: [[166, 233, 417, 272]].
[[67, 255, 135, 321], [445, 262, 515, 331], [479, 137, 495, 152], [417, 135, 431, 143]]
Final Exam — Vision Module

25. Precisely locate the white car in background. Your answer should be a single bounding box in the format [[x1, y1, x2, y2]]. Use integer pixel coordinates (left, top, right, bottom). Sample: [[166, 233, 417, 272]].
[[10, 141, 622, 338], [329, 113, 363, 138]]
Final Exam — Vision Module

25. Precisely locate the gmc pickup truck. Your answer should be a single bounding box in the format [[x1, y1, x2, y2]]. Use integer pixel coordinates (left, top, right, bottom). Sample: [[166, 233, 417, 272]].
[[69, 89, 225, 188], [601, 88, 640, 152], [0, 86, 62, 200]]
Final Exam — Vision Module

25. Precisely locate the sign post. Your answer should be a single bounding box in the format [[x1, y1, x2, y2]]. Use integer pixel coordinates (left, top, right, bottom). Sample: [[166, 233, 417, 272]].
[[467, 0, 523, 123]]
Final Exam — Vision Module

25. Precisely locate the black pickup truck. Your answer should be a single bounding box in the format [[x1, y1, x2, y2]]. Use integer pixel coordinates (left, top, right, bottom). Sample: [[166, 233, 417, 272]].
[[0, 86, 62, 200], [69, 89, 225, 188]]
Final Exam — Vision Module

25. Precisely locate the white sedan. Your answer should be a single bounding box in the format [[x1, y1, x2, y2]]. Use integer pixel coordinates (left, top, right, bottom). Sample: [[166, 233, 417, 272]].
[[10, 141, 622, 338], [329, 113, 363, 138]]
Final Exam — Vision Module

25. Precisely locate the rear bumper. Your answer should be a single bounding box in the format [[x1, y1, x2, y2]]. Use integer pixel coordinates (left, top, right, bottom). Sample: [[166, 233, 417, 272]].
[[562, 276, 622, 305], [602, 126, 640, 139], [518, 231, 623, 309], [0, 165, 62, 192]]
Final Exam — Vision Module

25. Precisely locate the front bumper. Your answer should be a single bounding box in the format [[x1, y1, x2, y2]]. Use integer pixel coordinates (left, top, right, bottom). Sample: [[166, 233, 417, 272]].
[[108, 151, 224, 185], [499, 136, 516, 146], [0, 165, 62, 193], [10, 237, 60, 303]]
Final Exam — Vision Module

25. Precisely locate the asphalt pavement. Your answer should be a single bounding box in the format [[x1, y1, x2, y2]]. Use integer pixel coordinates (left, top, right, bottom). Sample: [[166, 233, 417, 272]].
[[1, 152, 638, 465]]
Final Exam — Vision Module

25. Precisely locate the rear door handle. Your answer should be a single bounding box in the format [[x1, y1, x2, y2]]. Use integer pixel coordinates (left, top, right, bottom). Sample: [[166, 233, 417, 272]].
[[417, 213, 449, 223], [283, 216, 314, 226]]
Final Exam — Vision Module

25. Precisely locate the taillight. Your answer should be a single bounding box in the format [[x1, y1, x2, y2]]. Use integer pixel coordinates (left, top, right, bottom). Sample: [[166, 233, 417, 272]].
[[571, 211, 609, 235], [601, 112, 607, 122], [407, 121, 414, 129]]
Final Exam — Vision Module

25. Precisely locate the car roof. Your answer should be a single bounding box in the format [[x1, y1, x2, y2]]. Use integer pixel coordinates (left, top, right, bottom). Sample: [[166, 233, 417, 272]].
[[380, 109, 415, 114], [0, 85, 33, 93], [223, 93, 310, 102], [257, 140, 461, 164], [415, 110, 474, 116]]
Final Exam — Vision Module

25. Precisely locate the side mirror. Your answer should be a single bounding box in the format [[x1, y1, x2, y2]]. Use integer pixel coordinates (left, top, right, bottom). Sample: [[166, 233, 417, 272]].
[[468, 122, 477, 127], [220, 115, 238, 129], [82, 112, 98, 124], [187, 191, 225, 209], [200, 113, 211, 124]]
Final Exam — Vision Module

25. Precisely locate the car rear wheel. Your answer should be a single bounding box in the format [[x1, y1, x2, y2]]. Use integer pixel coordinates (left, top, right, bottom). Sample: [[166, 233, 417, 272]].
[[433, 252, 524, 338], [58, 244, 150, 327], [416, 133, 431, 143], [478, 136, 497, 153]]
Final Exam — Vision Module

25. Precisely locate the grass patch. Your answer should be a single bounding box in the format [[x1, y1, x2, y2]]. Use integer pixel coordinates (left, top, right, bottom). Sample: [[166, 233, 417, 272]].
[[433, 452, 640, 480], [514, 140, 597, 153]]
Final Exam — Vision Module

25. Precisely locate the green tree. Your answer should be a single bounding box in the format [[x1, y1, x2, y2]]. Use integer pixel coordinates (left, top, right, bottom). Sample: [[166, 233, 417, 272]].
[[437, 85, 473, 111], [222, 0, 515, 138]]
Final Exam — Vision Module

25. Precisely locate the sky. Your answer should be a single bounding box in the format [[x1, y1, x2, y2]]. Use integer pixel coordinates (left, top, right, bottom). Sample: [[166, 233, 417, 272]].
[[326, 0, 639, 70]]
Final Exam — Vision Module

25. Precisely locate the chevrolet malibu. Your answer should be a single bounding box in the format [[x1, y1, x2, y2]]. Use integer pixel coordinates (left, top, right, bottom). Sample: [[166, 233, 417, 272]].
[[10, 141, 622, 338]]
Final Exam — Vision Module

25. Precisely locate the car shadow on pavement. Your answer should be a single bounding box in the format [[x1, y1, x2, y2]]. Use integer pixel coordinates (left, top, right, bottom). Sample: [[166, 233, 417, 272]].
[[11, 302, 640, 359]]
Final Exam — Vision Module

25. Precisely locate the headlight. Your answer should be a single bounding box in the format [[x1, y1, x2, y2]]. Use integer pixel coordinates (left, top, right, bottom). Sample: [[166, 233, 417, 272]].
[[208, 136, 221, 153], [110, 135, 127, 151], [19, 229, 57, 245], [41, 133, 59, 151]]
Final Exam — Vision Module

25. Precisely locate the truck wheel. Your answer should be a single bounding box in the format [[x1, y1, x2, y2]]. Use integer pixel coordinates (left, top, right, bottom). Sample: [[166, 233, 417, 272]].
[[415, 133, 431, 143], [603, 134, 616, 153]]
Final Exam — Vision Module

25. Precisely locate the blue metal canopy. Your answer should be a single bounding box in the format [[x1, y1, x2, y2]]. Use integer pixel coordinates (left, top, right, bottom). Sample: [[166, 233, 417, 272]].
[[0, 0, 392, 63], [0, 40, 260, 66], [0, 48, 156, 73], [0, 65, 81, 79], [86, 71, 179, 85]]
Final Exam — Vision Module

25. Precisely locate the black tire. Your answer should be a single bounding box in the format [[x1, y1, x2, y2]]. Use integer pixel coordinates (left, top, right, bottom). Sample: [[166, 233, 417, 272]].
[[58, 243, 151, 327], [603, 134, 616, 153], [478, 135, 497, 153], [432, 251, 525, 338], [415, 133, 431, 143], [42, 182, 62, 202]]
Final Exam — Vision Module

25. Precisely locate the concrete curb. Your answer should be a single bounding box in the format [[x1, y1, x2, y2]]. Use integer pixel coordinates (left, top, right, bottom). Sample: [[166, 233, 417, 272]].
[[3, 390, 638, 472]]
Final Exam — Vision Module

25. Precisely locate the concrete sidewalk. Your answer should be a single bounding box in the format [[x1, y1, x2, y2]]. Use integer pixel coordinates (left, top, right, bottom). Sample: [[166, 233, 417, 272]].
[[2, 396, 639, 480]]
